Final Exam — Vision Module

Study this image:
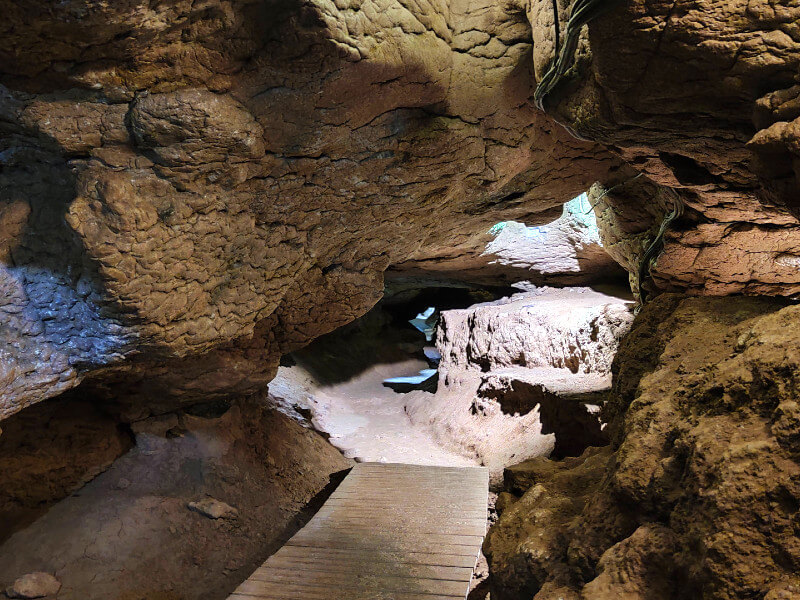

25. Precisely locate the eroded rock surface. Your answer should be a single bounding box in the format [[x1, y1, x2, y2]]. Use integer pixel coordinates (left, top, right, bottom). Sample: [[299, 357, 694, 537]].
[[405, 286, 633, 480], [436, 286, 632, 375], [532, 0, 800, 299], [4, 0, 800, 420], [390, 194, 626, 288], [0, 0, 627, 419], [486, 295, 800, 600], [0, 396, 133, 541]]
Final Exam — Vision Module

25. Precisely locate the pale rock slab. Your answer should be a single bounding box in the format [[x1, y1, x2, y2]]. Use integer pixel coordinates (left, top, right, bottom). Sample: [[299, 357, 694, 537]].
[[5, 573, 61, 599]]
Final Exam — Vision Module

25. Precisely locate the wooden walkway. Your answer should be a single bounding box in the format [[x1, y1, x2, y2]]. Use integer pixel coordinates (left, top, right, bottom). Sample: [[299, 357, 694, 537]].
[[228, 462, 489, 600]]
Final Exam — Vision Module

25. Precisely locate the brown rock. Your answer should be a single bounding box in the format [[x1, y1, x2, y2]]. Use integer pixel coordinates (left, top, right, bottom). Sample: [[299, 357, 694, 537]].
[[494, 492, 518, 516], [486, 295, 800, 599], [3, 0, 800, 419], [529, 1, 800, 299], [0, 0, 625, 419]]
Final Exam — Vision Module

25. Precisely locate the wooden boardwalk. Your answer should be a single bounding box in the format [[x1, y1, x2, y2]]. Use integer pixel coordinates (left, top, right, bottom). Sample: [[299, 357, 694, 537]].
[[228, 462, 489, 600]]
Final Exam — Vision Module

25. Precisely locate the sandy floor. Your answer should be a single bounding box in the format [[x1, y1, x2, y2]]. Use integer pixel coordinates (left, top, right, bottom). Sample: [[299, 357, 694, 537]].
[[0, 401, 351, 600], [274, 360, 478, 467]]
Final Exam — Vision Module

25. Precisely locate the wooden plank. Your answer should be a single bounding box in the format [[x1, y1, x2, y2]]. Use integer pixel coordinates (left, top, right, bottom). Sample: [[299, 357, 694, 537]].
[[322, 499, 486, 510], [306, 517, 486, 532], [234, 579, 464, 599], [269, 546, 480, 568], [230, 586, 462, 600], [227, 463, 488, 600], [258, 558, 474, 581], [309, 511, 486, 522], [299, 523, 486, 537], [284, 538, 482, 556], [353, 463, 485, 474], [326, 498, 485, 506], [244, 569, 470, 595], [231, 586, 464, 600], [286, 528, 483, 545], [313, 506, 488, 518]]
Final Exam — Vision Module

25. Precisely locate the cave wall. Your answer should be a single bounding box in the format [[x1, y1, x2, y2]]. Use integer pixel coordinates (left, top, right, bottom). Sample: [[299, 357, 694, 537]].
[[486, 294, 800, 600], [3, 0, 800, 419], [0, 0, 629, 419], [534, 0, 800, 298], [1, 2, 800, 599]]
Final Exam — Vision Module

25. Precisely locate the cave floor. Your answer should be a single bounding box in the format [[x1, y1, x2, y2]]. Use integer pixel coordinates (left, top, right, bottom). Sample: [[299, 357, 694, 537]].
[[0, 404, 352, 600], [277, 360, 478, 467], [228, 462, 489, 600]]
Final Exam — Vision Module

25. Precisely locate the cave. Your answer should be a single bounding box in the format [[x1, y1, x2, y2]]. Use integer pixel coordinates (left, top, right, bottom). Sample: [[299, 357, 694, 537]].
[[2, 1, 800, 599]]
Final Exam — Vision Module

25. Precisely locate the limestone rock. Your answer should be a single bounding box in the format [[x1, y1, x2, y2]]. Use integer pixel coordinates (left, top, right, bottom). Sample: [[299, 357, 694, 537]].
[[0, 399, 132, 519], [484, 448, 617, 600], [437, 287, 633, 375], [4, 0, 800, 418], [5, 573, 61, 599], [188, 498, 238, 520], [0, 0, 626, 419], [530, 0, 800, 299], [391, 194, 626, 288], [404, 287, 631, 480], [486, 295, 800, 599]]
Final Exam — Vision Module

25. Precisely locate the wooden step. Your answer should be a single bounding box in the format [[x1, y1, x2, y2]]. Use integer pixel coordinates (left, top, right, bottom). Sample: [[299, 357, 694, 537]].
[[227, 462, 489, 600]]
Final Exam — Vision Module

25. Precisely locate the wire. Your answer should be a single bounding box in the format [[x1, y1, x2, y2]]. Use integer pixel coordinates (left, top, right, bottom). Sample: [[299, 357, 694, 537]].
[[534, 0, 621, 111], [584, 173, 644, 214], [637, 192, 685, 306]]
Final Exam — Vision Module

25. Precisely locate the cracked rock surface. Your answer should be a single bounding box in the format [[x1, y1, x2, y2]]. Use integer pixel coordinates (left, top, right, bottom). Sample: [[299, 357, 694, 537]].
[[486, 295, 800, 599], [0, 0, 624, 418], [4, 0, 800, 418], [534, 0, 800, 299]]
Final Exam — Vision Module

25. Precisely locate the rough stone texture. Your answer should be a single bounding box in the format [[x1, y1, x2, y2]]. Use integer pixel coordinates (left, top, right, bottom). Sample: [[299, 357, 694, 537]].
[[0, 398, 352, 599], [485, 295, 800, 600], [0, 396, 133, 541], [0, 0, 627, 420], [437, 286, 633, 375], [531, 0, 800, 298], [478, 377, 608, 459], [5, 573, 61, 599], [484, 447, 615, 599], [403, 287, 632, 481], [390, 194, 626, 288], [5, 0, 800, 418]]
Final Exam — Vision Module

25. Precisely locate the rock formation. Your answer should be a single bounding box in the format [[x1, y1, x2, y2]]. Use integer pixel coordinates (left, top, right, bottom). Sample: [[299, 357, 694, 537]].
[[3, 1, 800, 599], [0, 0, 627, 420], [390, 193, 626, 288], [404, 286, 633, 479], [486, 295, 800, 599], [534, 0, 800, 299], [2, 0, 799, 416]]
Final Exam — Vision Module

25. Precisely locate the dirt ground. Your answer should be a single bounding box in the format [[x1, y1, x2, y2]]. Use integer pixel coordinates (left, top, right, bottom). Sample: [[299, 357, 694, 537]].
[[273, 359, 479, 466], [0, 398, 351, 600]]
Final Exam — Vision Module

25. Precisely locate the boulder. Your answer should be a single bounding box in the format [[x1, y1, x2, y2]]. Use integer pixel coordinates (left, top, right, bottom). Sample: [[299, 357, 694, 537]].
[[5, 573, 60, 599]]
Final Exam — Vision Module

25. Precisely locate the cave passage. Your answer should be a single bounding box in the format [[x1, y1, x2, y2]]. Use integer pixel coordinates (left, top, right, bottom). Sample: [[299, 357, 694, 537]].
[[0, 194, 634, 600], [276, 279, 632, 480]]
